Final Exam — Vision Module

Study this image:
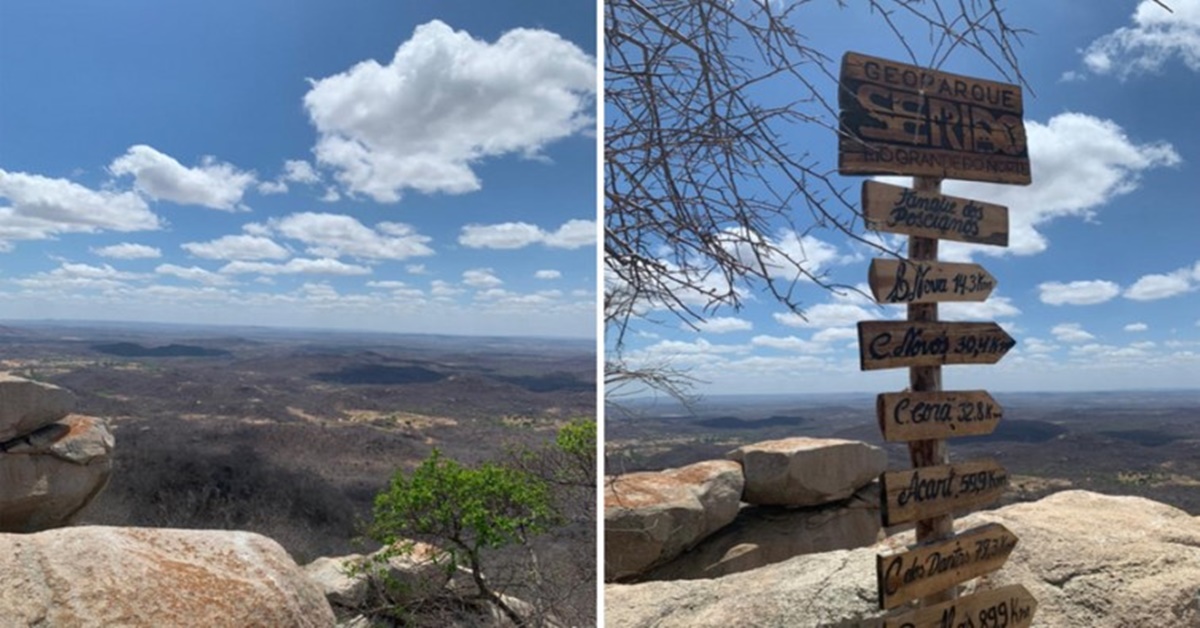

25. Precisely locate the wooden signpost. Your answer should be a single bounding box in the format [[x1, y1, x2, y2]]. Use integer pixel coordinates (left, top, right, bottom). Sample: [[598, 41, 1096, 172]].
[[838, 50, 1033, 619], [881, 584, 1038, 628]]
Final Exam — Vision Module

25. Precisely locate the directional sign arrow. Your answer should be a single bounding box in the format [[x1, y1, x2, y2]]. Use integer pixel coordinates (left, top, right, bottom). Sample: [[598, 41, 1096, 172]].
[[877, 523, 1019, 610], [880, 458, 1009, 526], [857, 321, 1016, 371], [877, 390, 1003, 441], [881, 584, 1037, 628], [861, 180, 1010, 247], [869, 258, 997, 304]]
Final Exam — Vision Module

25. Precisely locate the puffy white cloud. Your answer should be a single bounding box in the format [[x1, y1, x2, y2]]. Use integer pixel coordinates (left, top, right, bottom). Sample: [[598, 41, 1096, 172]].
[[718, 229, 850, 282], [219, 258, 371, 276], [1124, 264, 1196, 300], [774, 303, 876, 329], [898, 113, 1179, 261], [692, 316, 753, 334], [1051, 323, 1096, 343], [109, 145, 257, 211], [282, 160, 320, 184], [750, 334, 827, 352], [1078, 0, 1200, 78], [0, 170, 161, 247], [812, 327, 859, 344], [462, 268, 502, 288], [257, 180, 288, 195], [14, 262, 142, 291], [182, 234, 290, 261], [1038, 280, 1122, 305], [155, 264, 232, 286], [458, 219, 595, 250], [431, 279, 464, 298], [534, 269, 562, 280], [940, 296, 1021, 321], [1125, 322, 1149, 332], [92, 243, 162, 259], [406, 264, 428, 275], [303, 20, 595, 202], [268, 212, 434, 260]]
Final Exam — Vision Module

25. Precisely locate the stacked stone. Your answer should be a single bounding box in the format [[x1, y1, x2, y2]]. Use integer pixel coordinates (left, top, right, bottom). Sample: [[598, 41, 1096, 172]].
[[0, 374, 114, 532], [604, 437, 887, 582]]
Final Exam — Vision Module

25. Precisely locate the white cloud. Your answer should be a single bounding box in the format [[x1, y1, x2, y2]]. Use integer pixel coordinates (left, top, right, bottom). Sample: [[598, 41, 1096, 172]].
[[14, 262, 142, 291], [940, 296, 1021, 321], [901, 113, 1179, 261], [219, 258, 371, 276], [458, 219, 595, 250], [282, 160, 320, 184], [109, 145, 257, 211], [535, 269, 562, 280], [1023, 337, 1060, 354], [1078, 0, 1200, 78], [774, 303, 876, 329], [692, 316, 753, 334], [268, 212, 434, 260], [92, 243, 162, 259], [1038, 280, 1121, 305], [1125, 322, 1149, 332], [1124, 265, 1196, 300], [257, 180, 288, 195], [320, 188, 341, 203], [431, 279, 463, 298], [462, 268, 502, 288], [406, 264, 428, 275], [750, 334, 827, 352], [303, 20, 595, 202], [155, 264, 231, 286], [0, 170, 161, 247], [812, 327, 858, 344], [1051, 323, 1096, 343], [182, 234, 290, 261], [718, 229, 850, 282]]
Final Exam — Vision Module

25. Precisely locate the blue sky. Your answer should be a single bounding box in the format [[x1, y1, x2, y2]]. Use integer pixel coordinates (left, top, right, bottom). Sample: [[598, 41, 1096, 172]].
[[0, 1, 597, 338], [614, 1, 1200, 393]]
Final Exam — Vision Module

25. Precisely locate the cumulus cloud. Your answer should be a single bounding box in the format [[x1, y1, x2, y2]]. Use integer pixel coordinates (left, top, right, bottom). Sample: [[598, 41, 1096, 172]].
[[750, 334, 827, 352], [1038, 280, 1122, 305], [462, 268, 502, 288], [182, 234, 290, 261], [692, 316, 753, 334], [940, 296, 1021, 321], [1124, 269, 1194, 300], [534, 269, 562, 280], [1076, 0, 1200, 78], [458, 219, 595, 249], [893, 113, 1179, 261], [0, 170, 161, 248], [14, 262, 142, 291], [109, 145, 257, 211], [155, 264, 232, 286], [303, 20, 595, 202], [774, 303, 876, 329], [1125, 322, 1149, 332], [92, 243, 162, 259], [268, 212, 434, 260], [282, 160, 320, 184], [1051, 323, 1097, 343], [219, 258, 371, 276]]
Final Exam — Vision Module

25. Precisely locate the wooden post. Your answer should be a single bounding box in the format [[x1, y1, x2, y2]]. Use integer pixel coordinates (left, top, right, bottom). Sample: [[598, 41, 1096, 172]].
[[906, 175, 955, 606]]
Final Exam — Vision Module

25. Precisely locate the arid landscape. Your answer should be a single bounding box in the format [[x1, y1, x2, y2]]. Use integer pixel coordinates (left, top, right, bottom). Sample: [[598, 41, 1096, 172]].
[[607, 389, 1200, 516], [0, 320, 596, 624]]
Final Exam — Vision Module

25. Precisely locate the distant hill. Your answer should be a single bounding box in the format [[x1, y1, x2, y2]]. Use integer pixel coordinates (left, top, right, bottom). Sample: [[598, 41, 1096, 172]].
[[91, 342, 232, 358]]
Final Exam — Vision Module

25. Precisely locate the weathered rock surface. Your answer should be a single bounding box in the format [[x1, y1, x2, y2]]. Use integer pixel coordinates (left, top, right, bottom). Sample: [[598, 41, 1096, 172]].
[[606, 490, 1200, 627], [605, 460, 744, 581], [0, 526, 335, 627], [308, 541, 451, 614], [0, 414, 114, 532], [642, 483, 881, 582], [0, 374, 75, 443], [727, 437, 886, 507], [369, 541, 452, 605], [305, 554, 370, 609]]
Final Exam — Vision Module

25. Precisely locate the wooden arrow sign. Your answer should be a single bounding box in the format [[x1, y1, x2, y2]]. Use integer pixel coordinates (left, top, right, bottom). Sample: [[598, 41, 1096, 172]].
[[881, 458, 1009, 526], [878, 390, 1003, 442], [881, 584, 1037, 628], [877, 523, 1019, 610], [869, 258, 997, 304], [862, 180, 1009, 247], [857, 321, 1015, 371]]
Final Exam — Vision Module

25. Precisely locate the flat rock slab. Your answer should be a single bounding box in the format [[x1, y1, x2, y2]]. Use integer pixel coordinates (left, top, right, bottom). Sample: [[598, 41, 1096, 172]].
[[0, 526, 335, 627], [728, 437, 886, 507], [605, 460, 744, 581], [0, 374, 75, 443]]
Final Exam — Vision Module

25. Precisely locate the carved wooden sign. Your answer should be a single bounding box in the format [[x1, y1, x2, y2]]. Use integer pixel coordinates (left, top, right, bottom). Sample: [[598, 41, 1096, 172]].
[[877, 523, 1019, 610], [857, 321, 1016, 371], [869, 258, 997, 304], [838, 52, 1031, 185], [877, 390, 1003, 442], [881, 584, 1038, 628], [881, 458, 1009, 526], [862, 181, 1009, 247]]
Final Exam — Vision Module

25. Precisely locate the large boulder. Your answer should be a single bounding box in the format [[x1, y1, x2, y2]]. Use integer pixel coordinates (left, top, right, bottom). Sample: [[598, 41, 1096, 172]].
[[642, 483, 882, 582], [307, 541, 451, 612], [0, 374, 75, 443], [0, 414, 114, 532], [605, 460, 744, 581], [305, 554, 371, 609], [727, 437, 886, 507], [605, 490, 1200, 627], [0, 526, 335, 626]]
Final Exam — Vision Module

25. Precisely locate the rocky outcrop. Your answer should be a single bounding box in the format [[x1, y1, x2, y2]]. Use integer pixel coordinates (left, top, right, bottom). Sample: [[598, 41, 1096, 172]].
[[727, 437, 886, 506], [306, 540, 451, 612], [0, 526, 335, 626], [642, 483, 881, 582], [0, 412, 114, 532], [0, 374, 76, 442], [605, 490, 1200, 627], [605, 460, 744, 581]]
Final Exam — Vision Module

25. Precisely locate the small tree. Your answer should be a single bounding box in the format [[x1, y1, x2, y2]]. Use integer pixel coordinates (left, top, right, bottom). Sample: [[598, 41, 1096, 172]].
[[369, 449, 558, 627]]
